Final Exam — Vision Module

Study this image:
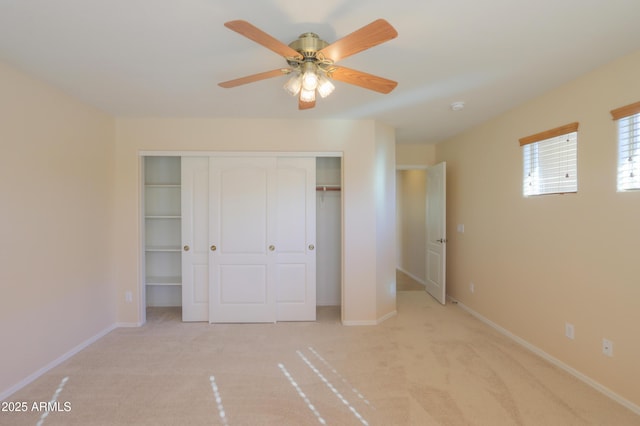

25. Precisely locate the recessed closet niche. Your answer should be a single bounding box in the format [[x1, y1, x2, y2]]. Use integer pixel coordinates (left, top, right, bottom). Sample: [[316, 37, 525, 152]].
[[143, 156, 182, 308], [315, 157, 342, 307], [142, 155, 342, 320]]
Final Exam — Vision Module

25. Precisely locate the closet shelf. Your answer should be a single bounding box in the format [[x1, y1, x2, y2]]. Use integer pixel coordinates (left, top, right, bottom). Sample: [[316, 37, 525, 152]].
[[146, 245, 181, 252], [146, 277, 182, 286], [145, 215, 181, 219], [315, 184, 341, 191], [144, 156, 182, 308]]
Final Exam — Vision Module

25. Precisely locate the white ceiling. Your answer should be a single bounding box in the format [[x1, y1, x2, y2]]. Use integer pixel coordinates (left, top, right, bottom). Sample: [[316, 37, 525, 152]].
[[1, 0, 639, 144]]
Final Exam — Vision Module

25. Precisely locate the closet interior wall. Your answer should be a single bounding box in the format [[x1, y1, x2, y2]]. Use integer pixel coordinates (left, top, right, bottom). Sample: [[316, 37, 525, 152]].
[[316, 157, 342, 307], [396, 169, 427, 285]]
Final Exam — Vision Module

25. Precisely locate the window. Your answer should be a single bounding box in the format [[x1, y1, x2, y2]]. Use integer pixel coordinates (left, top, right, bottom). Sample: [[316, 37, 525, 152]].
[[610, 101, 640, 191], [520, 122, 579, 196]]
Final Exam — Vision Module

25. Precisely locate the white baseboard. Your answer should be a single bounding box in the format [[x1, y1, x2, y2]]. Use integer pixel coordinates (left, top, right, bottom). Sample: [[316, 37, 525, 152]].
[[377, 310, 398, 324], [397, 267, 426, 286], [0, 324, 117, 402], [450, 297, 640, 416], [342, 310, 398, 326], [116, 322, 144, 328], [342, 320, 377, 326]]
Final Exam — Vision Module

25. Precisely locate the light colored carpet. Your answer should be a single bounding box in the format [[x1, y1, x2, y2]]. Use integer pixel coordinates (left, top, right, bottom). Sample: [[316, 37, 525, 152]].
[[396, 270, 425, 291], [2, 293, 638, 425]]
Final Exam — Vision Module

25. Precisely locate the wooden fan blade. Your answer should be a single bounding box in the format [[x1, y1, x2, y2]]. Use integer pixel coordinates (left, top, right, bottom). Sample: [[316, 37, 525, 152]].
[[318, 19, 397, 63], [330, 66, 397, 94], [224, 20, 302, 59], [218, 69, 288, 88], [299, 97, 316, 110]]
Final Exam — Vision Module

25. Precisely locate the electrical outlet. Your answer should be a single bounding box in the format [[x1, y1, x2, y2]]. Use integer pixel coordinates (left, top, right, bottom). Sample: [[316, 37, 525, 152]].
[[602, 338, 613, 357], [565, 323, 575, 340], [457, 224, 465, 233], [125, 291, 133, 303], [470, 282, 475, 293]]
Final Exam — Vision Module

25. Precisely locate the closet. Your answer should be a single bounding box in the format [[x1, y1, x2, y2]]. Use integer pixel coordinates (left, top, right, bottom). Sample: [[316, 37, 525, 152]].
[[315, 157, 341, 306], [144, 154, 337, 324], [144, 157, 182, 307]]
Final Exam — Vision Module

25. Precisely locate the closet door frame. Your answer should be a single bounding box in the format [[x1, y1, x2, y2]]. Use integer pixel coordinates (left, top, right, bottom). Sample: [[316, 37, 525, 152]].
[[138, 151, 342, 325]]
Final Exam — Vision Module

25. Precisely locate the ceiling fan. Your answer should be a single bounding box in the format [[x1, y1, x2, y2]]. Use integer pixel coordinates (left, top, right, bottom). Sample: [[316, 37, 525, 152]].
[[218, 19, 398, 110]]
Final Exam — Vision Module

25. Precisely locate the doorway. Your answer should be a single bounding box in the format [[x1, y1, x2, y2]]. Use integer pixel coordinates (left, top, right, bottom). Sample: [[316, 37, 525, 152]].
[[395, 167, 427, 290], [395, 163, 447, 303]]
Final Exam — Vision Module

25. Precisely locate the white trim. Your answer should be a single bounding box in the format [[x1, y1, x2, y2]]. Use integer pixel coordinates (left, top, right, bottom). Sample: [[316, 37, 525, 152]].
[[138, 155, 147, 325], [116, 322, 144, 328], [0, 324, 117, 401], [139, 150, 344, 158], [377, 310, 398, 324], [450, 297, 640, 416], [341, 310, 398, 326], [397, 267, 426, 286], [342, 320, 377, 326]]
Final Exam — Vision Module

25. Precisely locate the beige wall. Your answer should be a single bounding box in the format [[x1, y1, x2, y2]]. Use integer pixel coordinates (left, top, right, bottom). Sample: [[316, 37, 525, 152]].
[[375, 122, 397, 319], [436, 50, 640, 407], [0, 62, 116, 397], [396, 143, 436, 167], [396, 169, 427, 282], [114, 118, 397, 325]]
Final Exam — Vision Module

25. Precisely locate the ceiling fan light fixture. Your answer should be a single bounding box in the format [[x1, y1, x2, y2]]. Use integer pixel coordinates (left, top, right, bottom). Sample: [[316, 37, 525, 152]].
[[450, 101, 465, 111], [283, 73, 302, 96], [317, 75, 335, 98], [300, 87, 316, 103], [219, 19, 399, 110], [301, 62, 319, 91]]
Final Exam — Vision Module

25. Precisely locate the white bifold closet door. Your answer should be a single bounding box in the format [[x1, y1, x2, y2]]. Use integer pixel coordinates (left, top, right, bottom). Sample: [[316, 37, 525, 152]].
[[210, 157, 277, 323], [181, 157, 210, 322], [274, 158, 316, 321], [182, 156, 316, 323]]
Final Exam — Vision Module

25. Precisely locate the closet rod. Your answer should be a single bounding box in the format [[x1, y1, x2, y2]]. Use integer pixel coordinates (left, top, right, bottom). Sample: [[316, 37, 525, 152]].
[[315, 185, 341, 191]]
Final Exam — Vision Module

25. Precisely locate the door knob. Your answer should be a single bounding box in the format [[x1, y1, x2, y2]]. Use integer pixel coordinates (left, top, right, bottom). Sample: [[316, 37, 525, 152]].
[[210, 245, 217, 251], [437, 238, 447, 243], [308, 244, 315, 250], [268, 245, 275, 251], [183, 245, 190, 251]]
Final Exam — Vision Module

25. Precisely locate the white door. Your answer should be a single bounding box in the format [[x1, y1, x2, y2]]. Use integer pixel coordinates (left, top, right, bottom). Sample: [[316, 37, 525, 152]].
[[275, 158, 316, 321], [209, 157, 277, 323], [181, 157, 210, 321], [425, 162, 447, 304]]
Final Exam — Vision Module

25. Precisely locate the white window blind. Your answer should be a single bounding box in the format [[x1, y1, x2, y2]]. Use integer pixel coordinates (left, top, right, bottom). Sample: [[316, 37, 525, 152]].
[[611, 101, 640, 191], [520, 123, 578, 196], [617, 113, 640, 190]]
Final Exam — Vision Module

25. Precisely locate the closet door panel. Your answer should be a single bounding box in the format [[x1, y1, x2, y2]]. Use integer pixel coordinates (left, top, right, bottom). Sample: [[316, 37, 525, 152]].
[[219, 166, 268, 254], [210, 157, 277, 323], [220, 265, 267, 304], [276, 167, 307, 252], [181, 157, 210, 322], [276, 264, 308, 302], [192, 264, 209, 303], [276, 158, 316, 321]]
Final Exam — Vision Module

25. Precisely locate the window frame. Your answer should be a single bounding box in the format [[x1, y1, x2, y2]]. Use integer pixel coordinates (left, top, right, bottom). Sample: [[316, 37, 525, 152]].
[[519, 122, 579, 197], [610, 101, 640, 192]]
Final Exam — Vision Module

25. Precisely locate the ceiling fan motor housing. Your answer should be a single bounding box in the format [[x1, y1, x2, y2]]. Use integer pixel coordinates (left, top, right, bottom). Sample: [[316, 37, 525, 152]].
[[288, 33, 329, 61]]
